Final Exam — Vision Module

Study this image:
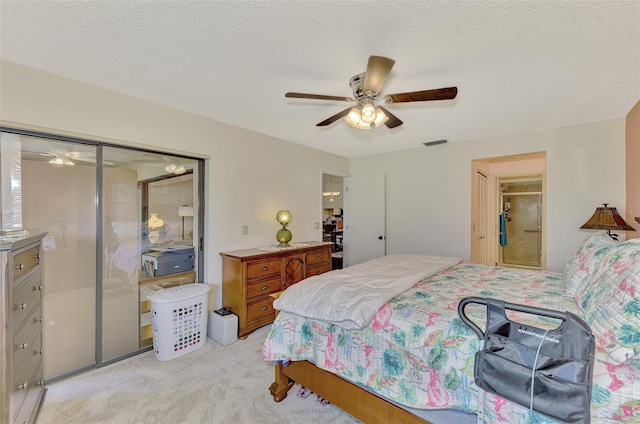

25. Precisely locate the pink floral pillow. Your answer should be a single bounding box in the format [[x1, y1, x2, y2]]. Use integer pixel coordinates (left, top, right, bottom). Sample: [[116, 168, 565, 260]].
[[564, 231, 616, 296], [578, 238, 640, 363]]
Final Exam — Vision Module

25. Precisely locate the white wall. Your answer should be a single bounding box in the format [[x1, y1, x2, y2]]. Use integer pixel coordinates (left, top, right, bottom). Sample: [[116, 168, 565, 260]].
[[0, 60, 350, 307], [0, 59, 627, 284], [352, 118, 626, 272]]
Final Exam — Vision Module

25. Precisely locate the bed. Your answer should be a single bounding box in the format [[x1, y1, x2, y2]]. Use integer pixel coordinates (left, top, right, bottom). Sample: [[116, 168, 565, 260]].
[[263, 232, 640, 423]]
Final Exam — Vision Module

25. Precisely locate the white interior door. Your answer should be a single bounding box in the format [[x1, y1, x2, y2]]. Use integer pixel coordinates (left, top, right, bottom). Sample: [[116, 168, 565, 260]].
[[343, 174, 385, 266]]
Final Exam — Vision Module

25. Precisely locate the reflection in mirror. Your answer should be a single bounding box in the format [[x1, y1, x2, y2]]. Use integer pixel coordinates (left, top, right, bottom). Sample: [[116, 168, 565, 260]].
[[20, 135, 98, 377], [6, 128, 204, 380], [102, 147, 199, 352]]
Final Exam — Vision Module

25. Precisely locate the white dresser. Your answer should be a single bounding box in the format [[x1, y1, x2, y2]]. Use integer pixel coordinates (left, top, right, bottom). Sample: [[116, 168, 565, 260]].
[[1, 233, 46, 424]]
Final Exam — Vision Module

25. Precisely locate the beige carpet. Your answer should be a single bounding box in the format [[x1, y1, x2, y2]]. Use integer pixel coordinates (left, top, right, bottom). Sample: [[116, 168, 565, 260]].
[[37, 326, 361, 424]]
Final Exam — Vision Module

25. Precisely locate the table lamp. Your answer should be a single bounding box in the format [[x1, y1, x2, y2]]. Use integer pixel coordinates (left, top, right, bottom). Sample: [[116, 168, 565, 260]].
[[178, 205, 194, 240], [276, 210, 292, 247], [580, 203, 635, 241], [148, 213, 164, 244]]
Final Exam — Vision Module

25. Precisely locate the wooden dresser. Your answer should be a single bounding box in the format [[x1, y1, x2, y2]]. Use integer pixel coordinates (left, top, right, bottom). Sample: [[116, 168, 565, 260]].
[[1, 233, 46, 424], [220, 241, 333, 338]]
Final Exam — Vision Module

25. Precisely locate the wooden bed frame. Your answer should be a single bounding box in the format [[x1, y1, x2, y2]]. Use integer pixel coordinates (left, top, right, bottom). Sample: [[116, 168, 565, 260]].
[[269, 360, 430, 424]]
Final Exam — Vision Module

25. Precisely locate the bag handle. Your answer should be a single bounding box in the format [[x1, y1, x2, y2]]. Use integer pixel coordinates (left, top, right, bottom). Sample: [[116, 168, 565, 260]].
[[457, 296, 568, 341]]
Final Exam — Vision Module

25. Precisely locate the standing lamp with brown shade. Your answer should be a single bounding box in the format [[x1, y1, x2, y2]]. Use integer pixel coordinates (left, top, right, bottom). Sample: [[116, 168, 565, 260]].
[[580, 203, 636, 241]]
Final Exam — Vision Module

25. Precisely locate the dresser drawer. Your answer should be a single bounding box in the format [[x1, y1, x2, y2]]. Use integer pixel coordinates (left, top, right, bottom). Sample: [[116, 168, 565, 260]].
[[306, 263, 331, 277], [306, 249, 330, 266], [11, 336, 42, 419], [13, 304, 42, 370], [247, 276, 281, 300], [13, 245, 41, 281], [12, 272, 41, 329], [247, 259, 281, 281], [246, 297, 275, 322], [12, 362, 43, 424]]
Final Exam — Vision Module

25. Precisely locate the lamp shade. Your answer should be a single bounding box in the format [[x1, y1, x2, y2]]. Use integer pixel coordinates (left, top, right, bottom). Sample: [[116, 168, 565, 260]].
[[148, 213, 164, 229], [178, 205, 194, 217], [580, 203, 635, 240], [276, 210, 292, 225], [580, 204, 635, 231]]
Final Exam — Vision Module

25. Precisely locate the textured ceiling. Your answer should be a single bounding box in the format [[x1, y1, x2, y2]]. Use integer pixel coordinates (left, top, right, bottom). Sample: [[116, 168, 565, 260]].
[[1, 1, 639, 159]]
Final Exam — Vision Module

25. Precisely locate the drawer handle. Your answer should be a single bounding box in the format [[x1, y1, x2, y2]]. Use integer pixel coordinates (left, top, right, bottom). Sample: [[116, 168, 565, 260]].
[[35, 253, 41, 260], [17, 303, 27, 310], [37, 285, 42, 291], [38, 349, 43, 355], [16, 263, 24, 270], [261, 306, 269, 312], [261, 285, 268, 291], [17, 381, 28, 390], [315, 272, 321, 276], [262, 266, 269, 272], [19, 342, 28, 349], [316, 255, 321, 259], [36, 380, 43, 386]]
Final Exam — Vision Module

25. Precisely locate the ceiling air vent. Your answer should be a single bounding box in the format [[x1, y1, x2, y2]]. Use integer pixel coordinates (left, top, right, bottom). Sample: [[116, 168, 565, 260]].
[[423, 139, 448, 147]]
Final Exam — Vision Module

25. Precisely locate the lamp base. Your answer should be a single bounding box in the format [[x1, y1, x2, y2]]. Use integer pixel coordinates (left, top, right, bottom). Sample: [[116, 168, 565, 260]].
[[276, 228, 292, 247]]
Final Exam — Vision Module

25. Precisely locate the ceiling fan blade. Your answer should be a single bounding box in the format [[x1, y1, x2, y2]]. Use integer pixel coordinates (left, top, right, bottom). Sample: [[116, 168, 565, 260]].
[[286, 92, 353, 102], [316, 108, 352, 127], [378, 106, 403, 128], [363, 56, 395, 96], [383, 87, 458, 103], [70, 156, 97, 163]]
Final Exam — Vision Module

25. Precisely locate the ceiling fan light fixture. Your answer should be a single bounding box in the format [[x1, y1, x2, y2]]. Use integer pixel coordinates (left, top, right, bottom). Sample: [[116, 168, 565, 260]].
[[360, 102, 376, 124], [373, 108, 389, 127], [344, 107, 361, 128], [48, 156, 74, 166]]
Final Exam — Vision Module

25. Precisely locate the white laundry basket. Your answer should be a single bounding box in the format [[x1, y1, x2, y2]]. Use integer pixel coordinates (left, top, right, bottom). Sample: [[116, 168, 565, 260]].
[[147, 283, 211, 361]]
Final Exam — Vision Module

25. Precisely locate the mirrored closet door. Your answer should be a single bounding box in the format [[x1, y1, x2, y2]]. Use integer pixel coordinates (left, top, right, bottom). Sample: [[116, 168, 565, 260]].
[[3, 128, 204, 382]]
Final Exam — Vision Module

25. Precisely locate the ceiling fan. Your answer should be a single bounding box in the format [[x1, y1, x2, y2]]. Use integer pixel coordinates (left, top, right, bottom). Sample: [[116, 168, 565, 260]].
[[131, 154, 188, 174], [285, 55, 457, 129], [38, 149, 114, 165]]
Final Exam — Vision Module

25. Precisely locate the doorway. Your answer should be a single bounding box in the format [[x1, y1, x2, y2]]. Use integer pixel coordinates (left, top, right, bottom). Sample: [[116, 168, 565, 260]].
[[471, 152, 546, 269], [322, 173, 343, 269]]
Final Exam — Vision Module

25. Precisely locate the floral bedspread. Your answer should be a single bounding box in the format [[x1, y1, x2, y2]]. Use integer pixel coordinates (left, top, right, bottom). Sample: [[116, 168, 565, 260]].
[[263, 262, 640, 423]]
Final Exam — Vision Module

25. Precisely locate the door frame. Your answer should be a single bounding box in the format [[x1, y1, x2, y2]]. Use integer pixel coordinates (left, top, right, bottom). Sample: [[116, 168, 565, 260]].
[[470, 152, 546, 269]]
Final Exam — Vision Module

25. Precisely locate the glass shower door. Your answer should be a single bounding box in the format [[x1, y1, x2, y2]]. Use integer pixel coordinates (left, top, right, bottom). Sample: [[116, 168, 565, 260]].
[[499, 178, 542, 269]]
